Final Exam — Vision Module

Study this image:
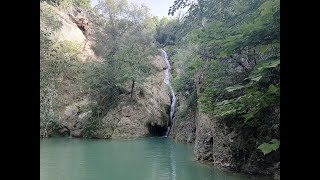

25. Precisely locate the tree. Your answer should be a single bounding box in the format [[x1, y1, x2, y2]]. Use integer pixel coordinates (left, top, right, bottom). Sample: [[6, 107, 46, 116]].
[[166, 0, 280, 171]]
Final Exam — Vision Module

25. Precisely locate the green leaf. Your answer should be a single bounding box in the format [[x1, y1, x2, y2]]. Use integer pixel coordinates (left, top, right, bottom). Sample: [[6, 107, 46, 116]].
[[259, 45, 270, 54], [258, 143, 273, 155], [251, 58, 280, 78], [258, 139, 280, 155], [251, 76, 262, 82], [257, 59, 280, 70], [218, 50, 228, 57], [271, 139, 280, 144], [267, 84, 279, 94], [245, 87, 258, 94], [244, 110, 258, 121], [225, 85, 247, 92], [216, 100, 231, 106]]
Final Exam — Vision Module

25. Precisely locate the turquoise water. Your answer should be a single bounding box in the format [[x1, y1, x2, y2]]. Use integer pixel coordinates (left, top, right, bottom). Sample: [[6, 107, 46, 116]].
[[40, 137, 267, 180]]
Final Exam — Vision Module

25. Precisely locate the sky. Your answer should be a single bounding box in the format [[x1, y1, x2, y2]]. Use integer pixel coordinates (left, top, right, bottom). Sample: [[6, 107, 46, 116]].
[[91, 0, 176, 18]]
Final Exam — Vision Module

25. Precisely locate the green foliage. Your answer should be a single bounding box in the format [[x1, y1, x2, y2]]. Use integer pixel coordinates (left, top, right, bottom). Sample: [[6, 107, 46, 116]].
[[154, 17, 179, 45], [165, 0, 280, 170], [113, 33, 155, 85], [225, 85, 248, 92], [48, 40, 82, 60], [40, 0, 159, 138], [258, 139, 280, 155], [210, 58, 280, 121], [40, 1, 90, 136], [57, 0, 91, 9], [72, 0, 91, 9], [172, 44, 200, 91], [40, 2, 63, 127], [42, 0, 91, 9], [250, 58, 280, 78], [40, 2, 62, 31], [193, 0, 280, 120]]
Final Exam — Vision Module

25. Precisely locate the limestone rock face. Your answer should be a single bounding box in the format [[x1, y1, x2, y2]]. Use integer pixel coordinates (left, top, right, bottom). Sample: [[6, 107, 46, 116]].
[[51, 7, 86, 44], [41, 4, 170, 139], [171, 67, 234, 167], [56, 55, 171, 139], [48, 4, 96, 62], [193, 111, 214, 161], [94, 55, 171, 139], [191, 71, 234, 165], [170, 94, 196, 143], [59, 97, 93, 136]]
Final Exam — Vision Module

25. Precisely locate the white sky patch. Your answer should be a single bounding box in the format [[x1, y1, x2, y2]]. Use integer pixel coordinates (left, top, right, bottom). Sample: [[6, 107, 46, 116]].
[[90, 0, 184, 19]]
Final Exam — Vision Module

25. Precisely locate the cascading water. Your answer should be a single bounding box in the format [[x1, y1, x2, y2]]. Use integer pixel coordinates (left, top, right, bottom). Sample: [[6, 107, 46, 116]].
[[160, 49, 176, 137]]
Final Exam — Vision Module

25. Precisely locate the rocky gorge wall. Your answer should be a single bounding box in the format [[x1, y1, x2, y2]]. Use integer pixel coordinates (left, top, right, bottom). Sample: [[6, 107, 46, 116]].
[[170, 65, 279, 180], [40, 4, 171, 139], [81, 55, 171, 139], [50, 54, 171, 139], [170, 69, 234, 165], [40, 4, 279, 179]]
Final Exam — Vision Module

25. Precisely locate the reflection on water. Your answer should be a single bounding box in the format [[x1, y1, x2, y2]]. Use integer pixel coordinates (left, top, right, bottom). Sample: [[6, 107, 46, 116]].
[[40, 137, 271, 180], [170, 142, 176, 180]]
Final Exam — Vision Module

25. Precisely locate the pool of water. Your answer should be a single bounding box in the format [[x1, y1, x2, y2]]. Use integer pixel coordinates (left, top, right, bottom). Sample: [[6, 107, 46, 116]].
[[40, 137, 269, 180]]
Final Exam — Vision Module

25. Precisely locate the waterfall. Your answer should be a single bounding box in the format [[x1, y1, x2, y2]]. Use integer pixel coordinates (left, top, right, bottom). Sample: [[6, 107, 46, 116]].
[[160, 49, 176, 137]]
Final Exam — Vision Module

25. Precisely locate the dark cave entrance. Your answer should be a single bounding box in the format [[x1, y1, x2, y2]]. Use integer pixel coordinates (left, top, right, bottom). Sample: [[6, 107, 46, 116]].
[[147, 122, 167, 136]]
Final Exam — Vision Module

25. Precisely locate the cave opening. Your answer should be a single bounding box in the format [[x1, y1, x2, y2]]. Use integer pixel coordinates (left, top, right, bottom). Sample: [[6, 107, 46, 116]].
[[147, 122, 167, 136], [78, 25, 86, 35]]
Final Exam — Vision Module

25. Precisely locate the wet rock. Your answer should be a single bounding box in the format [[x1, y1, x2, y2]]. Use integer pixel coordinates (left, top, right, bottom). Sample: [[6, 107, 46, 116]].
[[70, 129, 83, 137]]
